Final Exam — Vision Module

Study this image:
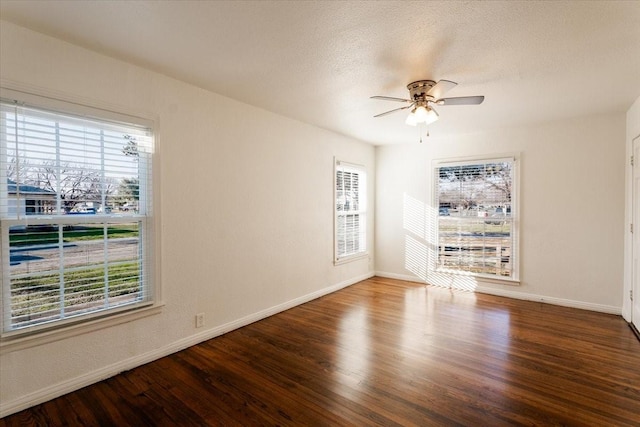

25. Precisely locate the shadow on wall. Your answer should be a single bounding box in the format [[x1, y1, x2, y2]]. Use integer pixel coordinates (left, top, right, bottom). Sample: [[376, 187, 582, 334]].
[[403, 192, 479, 292]]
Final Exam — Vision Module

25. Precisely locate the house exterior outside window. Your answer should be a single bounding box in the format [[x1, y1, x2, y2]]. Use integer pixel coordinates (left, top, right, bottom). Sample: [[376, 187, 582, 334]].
[[7, 180, 57, 216]]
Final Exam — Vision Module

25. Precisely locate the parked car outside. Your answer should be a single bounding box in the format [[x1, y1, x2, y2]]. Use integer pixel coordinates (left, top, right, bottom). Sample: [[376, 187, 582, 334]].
[[485, 206, 509, 225], [68, 206, 96, 215]]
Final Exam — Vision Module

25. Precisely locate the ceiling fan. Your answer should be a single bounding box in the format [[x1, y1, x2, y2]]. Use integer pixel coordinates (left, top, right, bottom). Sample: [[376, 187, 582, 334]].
[[371, 80, 484, 127]]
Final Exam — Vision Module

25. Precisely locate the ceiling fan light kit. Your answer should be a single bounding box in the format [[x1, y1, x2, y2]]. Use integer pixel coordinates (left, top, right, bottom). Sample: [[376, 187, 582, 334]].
[[406, 104, 439, 126], [372, 79, 484, 139], [405, 112, 418, 126]]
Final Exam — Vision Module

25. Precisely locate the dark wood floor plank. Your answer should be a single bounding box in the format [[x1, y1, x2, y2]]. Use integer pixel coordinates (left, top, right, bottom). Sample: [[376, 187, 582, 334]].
[[213, 328, 444, 426], [199, 331, 402, 425], [140, 355, 242, 425], [108, 373, 194, 427], [2, 277, 639, 426]]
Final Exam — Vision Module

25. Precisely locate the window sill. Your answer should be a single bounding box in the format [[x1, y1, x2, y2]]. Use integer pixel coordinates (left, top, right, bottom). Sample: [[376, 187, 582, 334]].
[[0, 302, 164, 355], [334, 252, 369, 266], [476, 275, 521, 286]]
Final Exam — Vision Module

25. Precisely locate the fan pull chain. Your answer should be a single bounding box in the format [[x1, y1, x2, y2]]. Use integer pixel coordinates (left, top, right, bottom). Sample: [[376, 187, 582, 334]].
[[418, 124, 430, 143]]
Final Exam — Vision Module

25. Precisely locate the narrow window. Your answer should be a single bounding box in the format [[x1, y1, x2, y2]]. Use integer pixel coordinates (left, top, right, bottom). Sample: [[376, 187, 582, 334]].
[[335, 160, 367, 263], [0, 94, 154, 336], [435, 157, 517, 280]]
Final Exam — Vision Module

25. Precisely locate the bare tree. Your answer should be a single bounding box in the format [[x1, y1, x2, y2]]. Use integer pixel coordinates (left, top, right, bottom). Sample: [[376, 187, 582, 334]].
[[122, 134, 139, 160], [438, 163, 512, 209], [8, 159, 111, 212], [6, 133, 137, 212], [5, 156, 30, 183]]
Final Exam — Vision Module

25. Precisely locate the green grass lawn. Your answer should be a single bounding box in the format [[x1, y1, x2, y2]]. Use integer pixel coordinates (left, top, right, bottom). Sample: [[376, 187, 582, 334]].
[[438, 219, 511, 235], [8, 224, 141, 325], [9, 224, 139, 247], [10, 261, 141, 319]]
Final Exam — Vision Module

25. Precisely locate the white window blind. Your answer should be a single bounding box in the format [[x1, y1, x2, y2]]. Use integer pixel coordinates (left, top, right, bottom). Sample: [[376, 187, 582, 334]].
[[0, 95, 154, 335], [335, 160, 367, 262], [435, 157, 517, 279]]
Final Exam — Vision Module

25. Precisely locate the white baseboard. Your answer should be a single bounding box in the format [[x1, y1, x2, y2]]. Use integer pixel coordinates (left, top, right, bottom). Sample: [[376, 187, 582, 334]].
[[375, 271, 426, 283], [375, 271, 621, 315], [473, 285, 621, 315], [0, 272, 374, 418]]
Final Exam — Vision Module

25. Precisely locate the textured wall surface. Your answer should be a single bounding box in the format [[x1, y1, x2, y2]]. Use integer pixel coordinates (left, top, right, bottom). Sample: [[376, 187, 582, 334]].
[[0, 21, 375, 416]]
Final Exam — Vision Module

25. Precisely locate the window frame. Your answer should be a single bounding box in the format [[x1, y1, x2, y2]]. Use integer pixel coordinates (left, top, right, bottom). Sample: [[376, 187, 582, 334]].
[[334, 159, 368, 264], [433, 155, 519, 282], [0, 87, 161, 345]]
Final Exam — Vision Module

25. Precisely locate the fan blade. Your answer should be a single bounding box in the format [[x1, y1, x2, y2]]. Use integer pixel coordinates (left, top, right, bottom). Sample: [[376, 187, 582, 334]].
[[437, 96, 485, 106], [370, 95, 412, 103], [373, 104, 414, 118], [426, 80, 457, 99]]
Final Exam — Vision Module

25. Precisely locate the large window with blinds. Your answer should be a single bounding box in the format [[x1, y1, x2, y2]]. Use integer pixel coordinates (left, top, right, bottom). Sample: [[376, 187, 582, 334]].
[[0, 90, 154, 336], [335, 160, 367, 263], [434, 157, 518, 280]]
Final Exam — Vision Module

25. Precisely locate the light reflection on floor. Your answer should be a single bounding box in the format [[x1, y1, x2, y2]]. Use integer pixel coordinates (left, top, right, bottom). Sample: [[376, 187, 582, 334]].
[[335, 305, 370, 399], [333, 280, 513, 403]]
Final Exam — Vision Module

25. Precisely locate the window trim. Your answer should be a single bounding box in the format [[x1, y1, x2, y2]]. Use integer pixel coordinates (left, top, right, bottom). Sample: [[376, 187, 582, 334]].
[[334, 158, 368, 265], [432, 154, 520, 283], [0, 303, 163, 354], [0, 86, 162, 346]]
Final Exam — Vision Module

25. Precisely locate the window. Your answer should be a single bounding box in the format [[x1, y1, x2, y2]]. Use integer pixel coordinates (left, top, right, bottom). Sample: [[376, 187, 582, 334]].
[[335, 160, 367, 263], [434, 157, 517, 280], [0, 91, 154, 337]]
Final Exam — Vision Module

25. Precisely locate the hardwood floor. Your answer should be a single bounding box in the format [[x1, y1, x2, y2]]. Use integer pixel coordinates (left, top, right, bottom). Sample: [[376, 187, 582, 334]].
[[2, 277, 639, 426]]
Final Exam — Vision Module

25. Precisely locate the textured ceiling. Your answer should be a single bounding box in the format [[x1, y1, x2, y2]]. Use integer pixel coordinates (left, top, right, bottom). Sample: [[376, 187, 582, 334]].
[[1, 1, 639, 145]]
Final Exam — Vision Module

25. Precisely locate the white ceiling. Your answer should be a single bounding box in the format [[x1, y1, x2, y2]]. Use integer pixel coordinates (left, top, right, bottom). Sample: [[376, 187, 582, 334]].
[[1, 1, 639, 145]]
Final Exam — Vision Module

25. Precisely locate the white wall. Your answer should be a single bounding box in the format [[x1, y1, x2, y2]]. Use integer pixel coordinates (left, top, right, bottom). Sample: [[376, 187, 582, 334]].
[[0, 21, 375, 415], [623, 95, 640, 322], [376, 114, 626, 312]]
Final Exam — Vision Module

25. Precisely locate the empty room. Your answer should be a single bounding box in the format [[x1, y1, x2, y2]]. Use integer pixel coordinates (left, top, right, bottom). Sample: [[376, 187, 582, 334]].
[[0, 1, 639, 425]]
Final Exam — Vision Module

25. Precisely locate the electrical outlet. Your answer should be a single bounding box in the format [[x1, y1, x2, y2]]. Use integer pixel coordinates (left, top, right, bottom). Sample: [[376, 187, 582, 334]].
[[195, 313, 205, 328]]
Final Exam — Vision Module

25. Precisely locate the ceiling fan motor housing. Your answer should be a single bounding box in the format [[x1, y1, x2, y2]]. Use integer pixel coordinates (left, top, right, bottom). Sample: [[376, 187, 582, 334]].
[[407, 80, 437, 103]]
